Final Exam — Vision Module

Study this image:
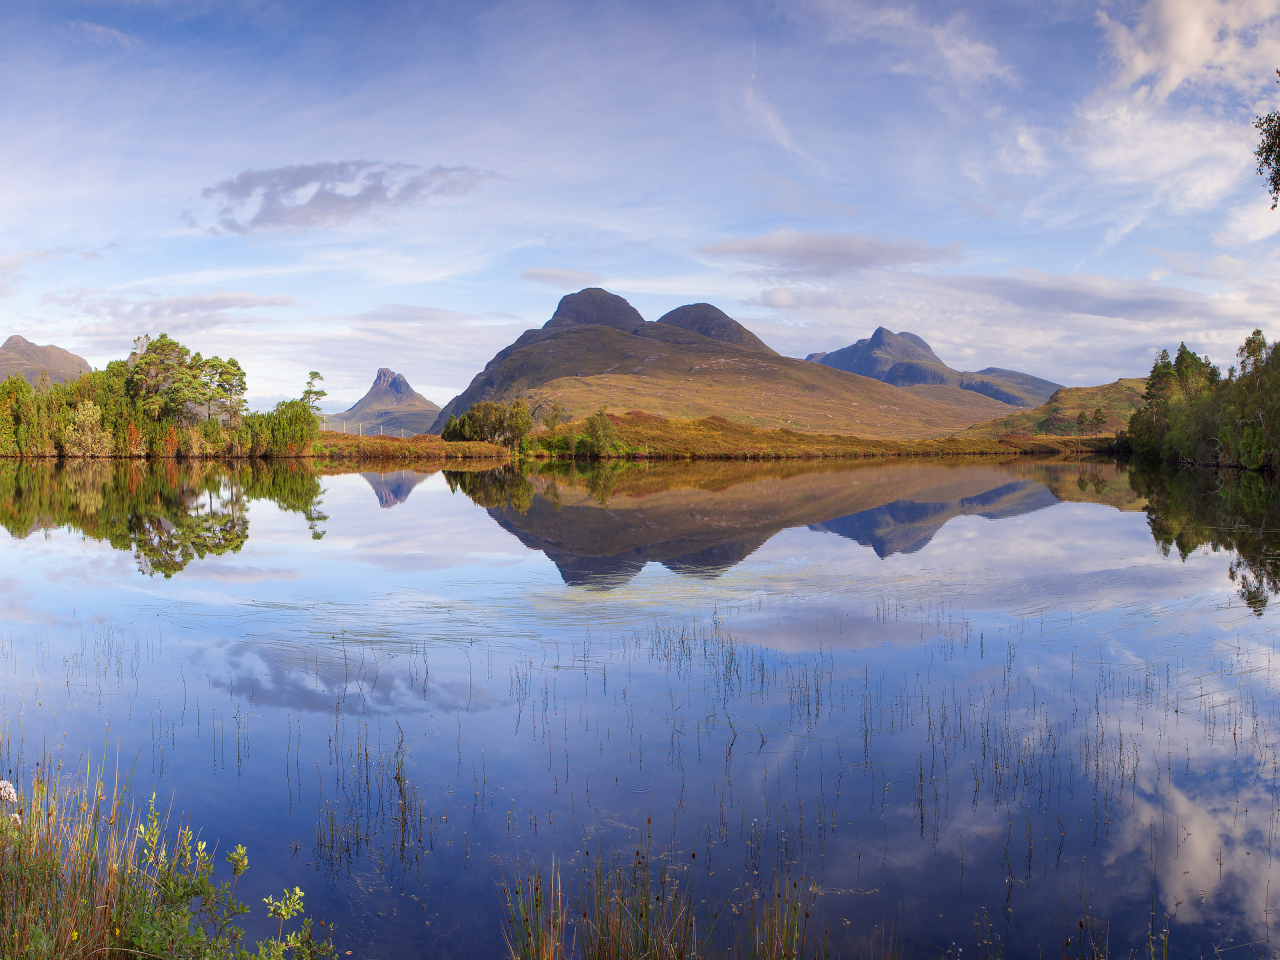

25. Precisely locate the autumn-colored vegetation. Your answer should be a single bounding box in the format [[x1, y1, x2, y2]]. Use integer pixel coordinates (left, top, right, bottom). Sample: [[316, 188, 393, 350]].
[[531, 409, 1109, 460]]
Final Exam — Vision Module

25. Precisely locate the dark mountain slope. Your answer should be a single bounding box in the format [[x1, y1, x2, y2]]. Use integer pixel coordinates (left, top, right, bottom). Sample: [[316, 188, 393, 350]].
[[815, 327, 1061, 407], [656, 303, 777, 354], [334, 368, 441, 437], [0, 335, 91, 385]]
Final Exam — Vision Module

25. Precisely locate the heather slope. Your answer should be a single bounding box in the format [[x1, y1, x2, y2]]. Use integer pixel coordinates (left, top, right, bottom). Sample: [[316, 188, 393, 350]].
[[962, 378, 1147, 438]]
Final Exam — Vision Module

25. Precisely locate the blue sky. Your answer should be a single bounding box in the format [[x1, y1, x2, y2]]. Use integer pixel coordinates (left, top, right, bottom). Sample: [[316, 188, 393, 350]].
[[4, 0, 1280, 408]]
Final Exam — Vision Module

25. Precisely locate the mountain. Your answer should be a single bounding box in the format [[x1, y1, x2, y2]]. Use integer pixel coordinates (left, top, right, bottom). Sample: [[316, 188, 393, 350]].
[[0, 335, 91, 385], [962, 378, 1147, 439], [813, 328, 1061, 407], [334, 368, 441, 437], [430, 288, 1024, 438]]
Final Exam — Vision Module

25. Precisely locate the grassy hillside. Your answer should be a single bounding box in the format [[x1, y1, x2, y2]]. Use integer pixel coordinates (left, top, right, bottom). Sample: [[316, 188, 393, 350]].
[[962, 378, 1147, 438], [431, 288, 1029, 438], [536, 409, 1108, 459]]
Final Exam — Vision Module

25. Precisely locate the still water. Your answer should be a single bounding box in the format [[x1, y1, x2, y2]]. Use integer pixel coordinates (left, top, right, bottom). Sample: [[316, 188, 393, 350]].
[[0, 458, 1277, 958]]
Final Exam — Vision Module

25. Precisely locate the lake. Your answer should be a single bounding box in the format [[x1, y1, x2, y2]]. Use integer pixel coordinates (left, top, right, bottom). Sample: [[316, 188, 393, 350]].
[[0, 457, 1276, 958]]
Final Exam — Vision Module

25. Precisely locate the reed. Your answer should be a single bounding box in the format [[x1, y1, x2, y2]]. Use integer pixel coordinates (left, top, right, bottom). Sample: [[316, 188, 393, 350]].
[[575, 843, 700, 960], [503, 857, 571, 960], [0, 759, 335, 960]]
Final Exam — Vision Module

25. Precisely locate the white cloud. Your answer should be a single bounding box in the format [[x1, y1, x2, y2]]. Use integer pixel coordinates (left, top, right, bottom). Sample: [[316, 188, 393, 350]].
[[68, 22, 139, 48], [807, 1, 1016, 86], [43, 288, 298, 350], [699, 229, 963, 275], [520, 267, 604, 288], [0, 249, 57, 296], [199, 161, 501, 235]]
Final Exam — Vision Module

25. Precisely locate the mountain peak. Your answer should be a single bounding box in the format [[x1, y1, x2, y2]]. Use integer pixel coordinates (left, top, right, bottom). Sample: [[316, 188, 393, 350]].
[[0, 334, 91, 385], [656, 303, 777, 355], [543, 288, 645, 332]]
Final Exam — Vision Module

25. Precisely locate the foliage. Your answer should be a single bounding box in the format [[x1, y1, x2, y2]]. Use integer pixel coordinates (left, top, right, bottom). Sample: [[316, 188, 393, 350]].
[[0, 765, 335, 960], [1123, 331, 1280, 467], [0, 334, 320, 460], [441, 400, 535, 450], [583, 406, 618, 457], [1255, 70, 1280, 209]]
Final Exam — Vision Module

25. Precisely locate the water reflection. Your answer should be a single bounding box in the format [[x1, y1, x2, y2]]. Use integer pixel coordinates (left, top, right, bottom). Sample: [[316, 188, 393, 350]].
[[1131, 463, 1280, 614], [453, 459, 1148, 584], [0, 456, 1278, 959], [362, 469, 429, 508], [0, 459, 327, 576]]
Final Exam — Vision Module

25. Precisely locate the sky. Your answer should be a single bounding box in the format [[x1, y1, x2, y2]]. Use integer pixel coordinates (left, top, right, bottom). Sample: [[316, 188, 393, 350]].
[[4, 0, 1280, 408]]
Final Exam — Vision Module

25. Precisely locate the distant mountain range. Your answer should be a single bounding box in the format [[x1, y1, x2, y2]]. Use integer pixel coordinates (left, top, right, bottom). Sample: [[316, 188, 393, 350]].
[[807, 327, 1061, 407], [0, 335, 90, 385], [332, 368, 441, 437], [429, 288, 1055, 438]]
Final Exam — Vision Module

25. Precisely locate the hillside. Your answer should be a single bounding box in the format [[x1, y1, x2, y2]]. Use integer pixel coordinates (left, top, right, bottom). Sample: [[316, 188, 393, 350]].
[[0, 335, 91, 385], [962, 378, 1147, 438], [811, 328, 1061, 407], [331, 368, 441, 437], [431, 289, 1023, 438]]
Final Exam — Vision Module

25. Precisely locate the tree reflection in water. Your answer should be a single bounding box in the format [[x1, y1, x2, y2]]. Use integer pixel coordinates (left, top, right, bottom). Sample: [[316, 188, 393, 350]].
[[0, 459, 327, 577], [1132, 463, 1280, 615]]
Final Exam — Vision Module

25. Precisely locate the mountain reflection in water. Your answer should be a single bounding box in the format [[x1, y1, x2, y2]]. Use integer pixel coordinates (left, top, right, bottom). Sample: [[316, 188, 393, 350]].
[[449, 459, 1146, 585]]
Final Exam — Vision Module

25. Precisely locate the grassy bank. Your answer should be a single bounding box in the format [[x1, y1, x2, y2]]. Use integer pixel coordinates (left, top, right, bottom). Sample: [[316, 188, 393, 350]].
[[312, 431, 509, 464], [532, 410, 1111, 461]]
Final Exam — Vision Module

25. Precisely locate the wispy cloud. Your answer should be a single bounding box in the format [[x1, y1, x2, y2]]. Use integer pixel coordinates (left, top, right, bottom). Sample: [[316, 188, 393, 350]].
[[699, 229, 962, 276], [0, 249, 58, 296], [44, 288, 298, 348], [68, 21, 140, 48], [199, 161, 501, 235], [520, 267, 604, 288], [807, 0, 1016, 86]]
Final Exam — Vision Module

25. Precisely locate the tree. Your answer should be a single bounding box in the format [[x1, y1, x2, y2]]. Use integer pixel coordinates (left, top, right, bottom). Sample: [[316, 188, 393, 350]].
[[585, 406, 616, 456], [542, 401, 567, 440], [216, 358, 248, 427], [63, 400, 112, 457], [1091, 407, 1106, 437], [1075, 410, 1088, 436], [1256, 71, 1280, 208], [300, 371, 327, 422], [503, 399, 534, 450]]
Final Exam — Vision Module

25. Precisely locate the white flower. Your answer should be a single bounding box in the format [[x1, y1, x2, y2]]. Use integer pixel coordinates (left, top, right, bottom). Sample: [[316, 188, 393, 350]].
[[0, 781, 16, 803], [9, 813, 18, 824]]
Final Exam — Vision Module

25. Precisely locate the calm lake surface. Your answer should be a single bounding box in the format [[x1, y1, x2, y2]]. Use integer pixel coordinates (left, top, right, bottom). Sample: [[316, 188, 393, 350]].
[[1, 457, 1277, 958]]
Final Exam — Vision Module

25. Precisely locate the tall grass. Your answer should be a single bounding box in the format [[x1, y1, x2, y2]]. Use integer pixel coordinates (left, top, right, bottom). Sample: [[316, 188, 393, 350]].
[[503, 857, 571, 960], [0, 760, 334, 960]]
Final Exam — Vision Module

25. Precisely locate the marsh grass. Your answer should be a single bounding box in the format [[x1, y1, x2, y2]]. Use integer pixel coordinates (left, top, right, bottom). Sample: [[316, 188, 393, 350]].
[[504, 857, 571, 960], [575, 843, 700, 960], [0, 759, 335, 959]]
